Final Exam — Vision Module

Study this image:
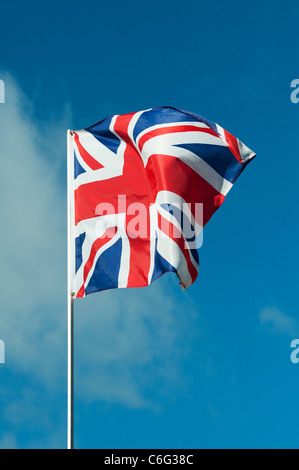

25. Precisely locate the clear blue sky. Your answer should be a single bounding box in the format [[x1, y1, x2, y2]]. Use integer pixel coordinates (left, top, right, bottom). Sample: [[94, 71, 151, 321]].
[[0, 0, 298, 449]]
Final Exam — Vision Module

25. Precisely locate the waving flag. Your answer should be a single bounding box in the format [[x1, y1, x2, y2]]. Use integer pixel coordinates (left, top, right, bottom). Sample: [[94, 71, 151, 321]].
[[68, 106, 255, 298]]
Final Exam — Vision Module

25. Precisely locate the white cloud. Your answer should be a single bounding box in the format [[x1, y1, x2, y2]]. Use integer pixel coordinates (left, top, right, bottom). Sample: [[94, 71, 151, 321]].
[[0, 74, 204, 446], [259, 306, 298, 337], [0, 72, 68, 386], [74, 281, 201, 408]]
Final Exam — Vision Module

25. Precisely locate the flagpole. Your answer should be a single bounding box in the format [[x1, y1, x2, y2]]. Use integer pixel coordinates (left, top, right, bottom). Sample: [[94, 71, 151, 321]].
[[67, 129, 74, 450]]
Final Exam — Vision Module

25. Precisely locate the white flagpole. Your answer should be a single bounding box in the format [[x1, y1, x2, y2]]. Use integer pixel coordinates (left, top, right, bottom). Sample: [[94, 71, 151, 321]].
[[67, 129, 74, 449]]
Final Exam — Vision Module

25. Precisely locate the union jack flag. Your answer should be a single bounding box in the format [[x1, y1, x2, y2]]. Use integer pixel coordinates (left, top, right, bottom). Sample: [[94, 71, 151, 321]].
[[68, 107, 255, 298]]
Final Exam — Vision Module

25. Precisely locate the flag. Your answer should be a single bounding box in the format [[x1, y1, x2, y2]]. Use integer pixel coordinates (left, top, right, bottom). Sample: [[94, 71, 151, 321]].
[[68, 106, 255, 298]]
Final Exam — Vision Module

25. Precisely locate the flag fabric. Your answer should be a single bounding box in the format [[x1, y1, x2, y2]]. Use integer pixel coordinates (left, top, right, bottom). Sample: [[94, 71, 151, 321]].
[[69, 106, 255, 298]]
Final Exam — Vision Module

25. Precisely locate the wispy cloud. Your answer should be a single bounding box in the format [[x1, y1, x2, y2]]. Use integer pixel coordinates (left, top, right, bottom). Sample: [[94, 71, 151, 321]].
[[0, 72, 69, 385], [259, 306, 298, 337], [0, 73, 204, 447], [75, 282, 201, 409]]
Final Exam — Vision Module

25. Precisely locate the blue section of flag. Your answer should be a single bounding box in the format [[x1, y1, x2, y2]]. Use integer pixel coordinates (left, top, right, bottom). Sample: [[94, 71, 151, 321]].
[[174, 142, 243, 183], [74, 151, 86, 178], [75, 232, 86, 273], [85, 237, 122, 294], [151, 237, 176, 283], [86, 117, 120, 154], [133, 107, 200, 142], [190, 246, 199, 265], [178, 108, 219, 135]]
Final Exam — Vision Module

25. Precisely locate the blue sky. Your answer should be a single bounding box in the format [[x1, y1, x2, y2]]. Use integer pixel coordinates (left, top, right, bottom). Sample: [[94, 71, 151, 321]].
[[0, 0, 298, 449]]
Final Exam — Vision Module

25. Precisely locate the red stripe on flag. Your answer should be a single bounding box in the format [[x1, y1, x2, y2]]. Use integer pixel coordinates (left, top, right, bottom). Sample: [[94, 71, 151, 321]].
[[114, 113, 152, 287], [76, 285, 85, 298], [223, 130, 242, 163], [125, 234, 151, 288]]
